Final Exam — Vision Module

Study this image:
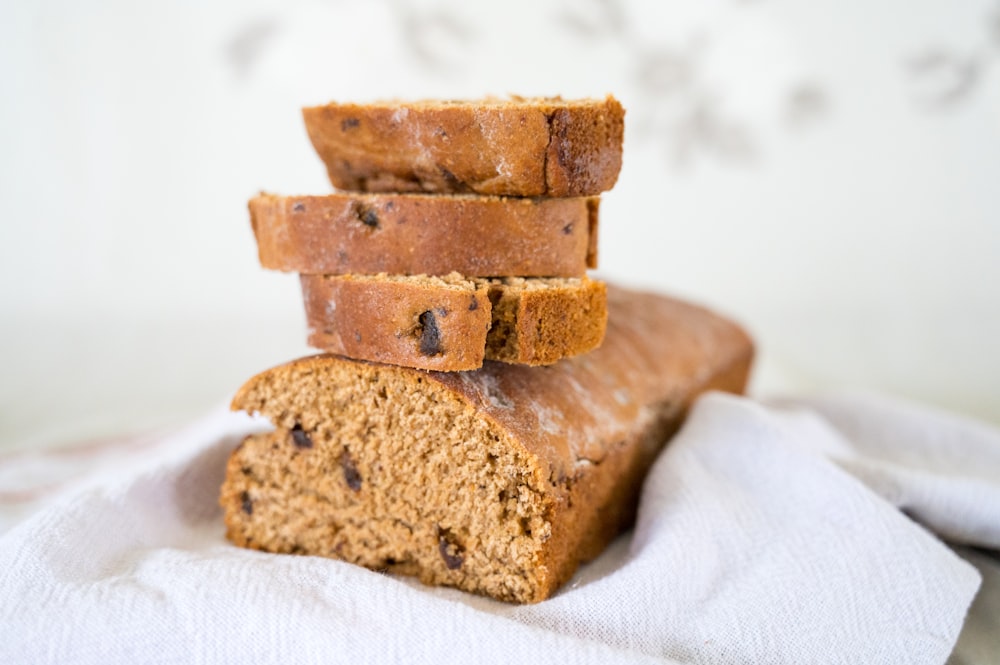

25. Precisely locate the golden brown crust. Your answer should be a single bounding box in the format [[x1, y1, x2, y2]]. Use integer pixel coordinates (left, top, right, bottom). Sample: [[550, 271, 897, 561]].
[[248, 192, 599, 277], [302, 96, 625, 197], [300, 273, 608, 371], [223, 286, 754, 603]]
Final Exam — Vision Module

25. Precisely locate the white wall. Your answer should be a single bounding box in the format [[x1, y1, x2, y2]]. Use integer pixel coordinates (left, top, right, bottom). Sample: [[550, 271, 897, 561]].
[[1, 0, 998, 447]]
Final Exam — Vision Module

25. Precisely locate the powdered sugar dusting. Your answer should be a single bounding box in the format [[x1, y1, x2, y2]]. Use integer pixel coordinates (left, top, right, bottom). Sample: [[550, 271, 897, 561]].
[[534, 404, 564, 436], [391, 107, 409, 124], [459, 371, 514, 411]]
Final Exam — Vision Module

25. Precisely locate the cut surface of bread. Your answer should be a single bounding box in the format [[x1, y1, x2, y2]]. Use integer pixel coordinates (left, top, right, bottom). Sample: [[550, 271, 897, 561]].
[[249, 192, 599, 277], [300, 273, 608, 371], [221, 286, 754, 603], [302, 96, 624, 197]]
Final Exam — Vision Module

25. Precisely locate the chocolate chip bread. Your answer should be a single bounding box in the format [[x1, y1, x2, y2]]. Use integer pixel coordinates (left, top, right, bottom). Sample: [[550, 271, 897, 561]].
[[249, 192, 599, 277], [221, 286, 753, 603], [301, 273, 608, 371], [302, 96, 625, 197]]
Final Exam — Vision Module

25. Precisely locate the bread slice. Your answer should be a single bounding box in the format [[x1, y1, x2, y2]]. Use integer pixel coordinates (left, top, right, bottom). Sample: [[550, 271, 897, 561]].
[[249, 192, 599, 278], [221, 286, 754, 603], [300, 273, 608, 371], [302, 96, 625, 197]]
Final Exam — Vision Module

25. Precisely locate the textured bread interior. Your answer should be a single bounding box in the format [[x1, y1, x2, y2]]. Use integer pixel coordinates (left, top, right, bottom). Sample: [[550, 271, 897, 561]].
[[483, 277, 602, 363], [224, 363, 555, 603]]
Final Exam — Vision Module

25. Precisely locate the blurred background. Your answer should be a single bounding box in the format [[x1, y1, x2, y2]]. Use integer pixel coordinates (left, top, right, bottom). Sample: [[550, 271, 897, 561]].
[[1, 0, 998, 451]]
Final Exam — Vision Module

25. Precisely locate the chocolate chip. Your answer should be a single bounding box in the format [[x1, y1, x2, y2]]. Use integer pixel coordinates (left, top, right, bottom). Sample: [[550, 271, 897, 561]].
[[240, 491, 253, 515], [438, 166, 470, 192], [438, 530, 465, 570], [290, 424, 313, 449], [292, 202, 306, 213], [340, 450, 362, 491], [468, 296, 479, 311], [562, 222, 573, 234], [418, 310, 443, 356], [352, 202, 379, 229], [341, 117, 360, 130]]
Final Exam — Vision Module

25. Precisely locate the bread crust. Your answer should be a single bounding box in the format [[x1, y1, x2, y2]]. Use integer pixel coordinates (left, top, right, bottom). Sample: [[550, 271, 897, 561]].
[[302, 96, 625, 197], [300, 273, 608, 371], [249, 192, 599, 277], [222, 286, 754, 603]]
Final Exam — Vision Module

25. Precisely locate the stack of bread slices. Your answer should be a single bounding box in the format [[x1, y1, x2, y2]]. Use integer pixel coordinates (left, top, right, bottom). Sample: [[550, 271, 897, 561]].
[[248, 96, 625, 371], [221, 96, 754, 604]]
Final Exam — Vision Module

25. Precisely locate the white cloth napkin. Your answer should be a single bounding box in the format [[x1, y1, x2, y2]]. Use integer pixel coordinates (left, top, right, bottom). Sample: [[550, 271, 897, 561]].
[[1, 392, 997, 664]]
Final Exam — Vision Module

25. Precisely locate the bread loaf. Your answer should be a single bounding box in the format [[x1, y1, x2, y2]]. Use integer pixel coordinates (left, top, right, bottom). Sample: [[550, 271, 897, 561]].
[[301, 273, 608, 371], [249, 192, 598, 277], [302, 96, 625, 197], [221, 286, 753, 603]]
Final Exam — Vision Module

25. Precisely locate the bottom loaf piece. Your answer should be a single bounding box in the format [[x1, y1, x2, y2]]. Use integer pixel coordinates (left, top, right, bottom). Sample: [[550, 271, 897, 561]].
[[221, 286, 753, 603]]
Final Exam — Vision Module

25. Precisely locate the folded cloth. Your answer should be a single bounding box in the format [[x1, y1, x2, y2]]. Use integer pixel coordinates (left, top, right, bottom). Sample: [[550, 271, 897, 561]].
[[0, 392, 997, 664]]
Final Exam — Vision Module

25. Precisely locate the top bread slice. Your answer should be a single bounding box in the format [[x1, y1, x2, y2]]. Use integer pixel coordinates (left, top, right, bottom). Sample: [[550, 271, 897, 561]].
[[302, 96, 625, 197]]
